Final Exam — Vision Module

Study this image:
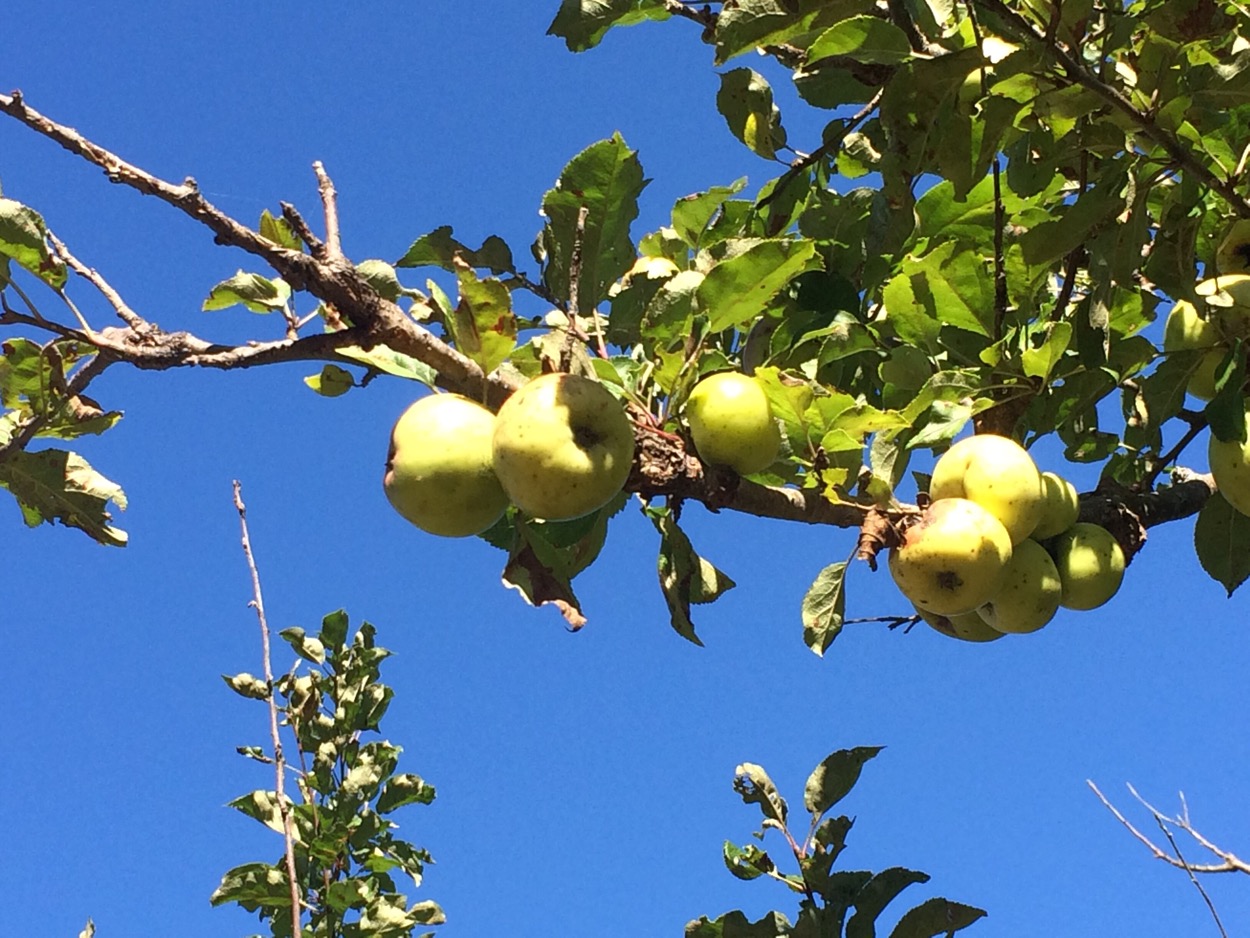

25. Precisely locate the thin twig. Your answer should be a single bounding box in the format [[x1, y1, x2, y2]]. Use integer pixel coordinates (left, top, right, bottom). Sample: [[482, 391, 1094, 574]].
[[232, 482, 302, 938], [47, 231, 148, 330], [1148, 805, 1229, 938]]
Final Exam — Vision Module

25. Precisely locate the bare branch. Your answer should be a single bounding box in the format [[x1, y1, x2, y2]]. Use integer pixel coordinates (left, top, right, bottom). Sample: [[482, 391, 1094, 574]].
[[47, 231, 147, 330], [232, 481, 302, 937], [313, 161, 342, 260]]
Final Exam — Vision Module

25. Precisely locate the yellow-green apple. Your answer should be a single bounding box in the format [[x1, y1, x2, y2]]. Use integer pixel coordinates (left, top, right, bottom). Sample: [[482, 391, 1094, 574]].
[[929, 433, 1045, 544], [1050, 522, 1126, 610], [976, 538, 1063, 634], [1209, 407, 1250, 517], [1163, 297, 1223, 400], [492, 372, 635, 521], [1216, 220, 1250, 275], [684, 371, 781, 475], [1031, 471, 1081, 539], [889, 497, 1013, 616], [383, 394, 510, 537], [914, 605, 1005, 643]]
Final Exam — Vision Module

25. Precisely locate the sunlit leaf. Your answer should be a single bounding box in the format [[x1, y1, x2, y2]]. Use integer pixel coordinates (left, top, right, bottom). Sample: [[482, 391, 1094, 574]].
[[0, 198, 66, 288], [0, 447, 127, 546], [202, 270, 291, 313], [547, 0, 670, 51], [801, 561, 847, 656], [803, 746, 883, 816], [717, 69, 787, 159]]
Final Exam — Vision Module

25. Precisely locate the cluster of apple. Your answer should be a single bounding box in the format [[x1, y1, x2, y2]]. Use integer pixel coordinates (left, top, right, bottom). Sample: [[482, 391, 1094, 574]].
[[383, 369, 781, 537], [1162, 273, 1250, 520], [889, 435, 1125, 643]]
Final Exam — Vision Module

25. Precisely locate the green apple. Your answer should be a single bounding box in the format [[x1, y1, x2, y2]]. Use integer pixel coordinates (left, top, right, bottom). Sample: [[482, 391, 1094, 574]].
[[914, 605, 1005, 642], [889, 497, 1014, 616], [492, 372, 635, 521], [929, 433, 1045, 544], [383, 394, 510, 537], [977, 538, 1062, 634], [1209, 406, 1250, 517], [1216, 220, 1250, 275], [1031, 471, 1081, 539], [1164, 297, 1223, 400], [1050, 522, 1126, 610], [684, 371, 781, 475]]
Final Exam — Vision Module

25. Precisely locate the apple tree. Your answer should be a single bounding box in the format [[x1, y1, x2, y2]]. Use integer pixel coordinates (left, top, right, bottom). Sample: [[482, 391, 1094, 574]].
[[5, 0, 1250, 933]]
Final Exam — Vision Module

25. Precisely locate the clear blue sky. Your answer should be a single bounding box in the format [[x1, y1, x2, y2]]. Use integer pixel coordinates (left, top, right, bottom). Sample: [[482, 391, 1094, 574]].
[[2, 3, 1248, 936]]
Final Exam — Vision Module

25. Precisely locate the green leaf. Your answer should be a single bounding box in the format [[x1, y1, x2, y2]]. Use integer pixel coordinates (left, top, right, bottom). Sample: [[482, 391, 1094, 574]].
[[222, 672, 270, 700], [536, 133, 647, 313], [547, 0, 670, 52], [337, 344, 436, 386], [0, 198, 67, 288], [717, 69, 787, 160], [672, 180, 748, 248], [801, 561, 848, 656], [378, 774, 437, 814], [356, 259, 404, 301], [228, 790, 292, 835], [733, 762, 788, 826], [888, 897, 986, 938], [501, 516, 590, 631], [845, 868, 931, 938], [0, 447, 127, 546], [202, 270, 291, 313], [209, 862, 290, 910], [882, 243, 995, 346], [723, 840, 775, 881], [447, 261, 517, 376], [396, 225, 514, 275], [1021, 322, 1073, 383], [304, 364, 355, 397], [803, 746, 883, 816], [650, 507, 736, 645], [258, 208, 302, 250], [279, 626, 327, 664], [806, 15, 912, 65], [685, 910, 793, 938], [713, 0, 876, 64], [698, 239, 822, 332], [1194, 492, 1250, 596]]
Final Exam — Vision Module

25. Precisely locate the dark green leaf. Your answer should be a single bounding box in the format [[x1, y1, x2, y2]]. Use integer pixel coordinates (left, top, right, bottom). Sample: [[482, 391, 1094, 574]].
[[685, 910, 793, 938], [1195, 492, 1250, 596], [650, 507, 736, 645], [803, 746, 883, 816], [396, 225, 514, 275], [888, 897, 987, 938], [801, 561, 847, 656], [714, 0, 875, 64], [0, 198, 66, 288], [723, 840, 775, 881], [536, 134, 647, 313], [378, 774, 437, 814], [547, 0, 670, 51], [209, 862, 290, 910], [0, 447, 127, 546], [717, 69, 787, 159], [202, 270, 291, 313], [846, 867, 931, 938]]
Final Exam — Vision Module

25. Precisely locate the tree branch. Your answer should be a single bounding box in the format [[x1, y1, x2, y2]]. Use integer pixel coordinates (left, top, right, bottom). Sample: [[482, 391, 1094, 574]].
[[971, 0, 1250, 217], [232, 481, 302, 937]]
